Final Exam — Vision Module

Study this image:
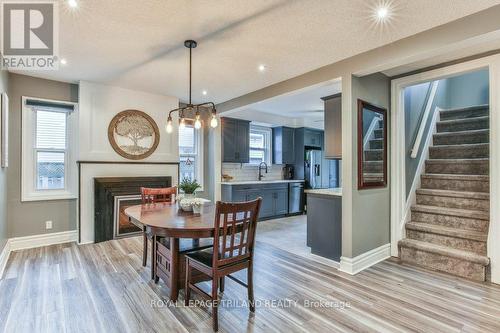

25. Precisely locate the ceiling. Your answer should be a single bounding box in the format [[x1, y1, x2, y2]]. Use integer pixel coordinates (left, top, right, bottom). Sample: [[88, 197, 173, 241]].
[[14, 0, 500, 104], [245, 80, 341, 118], [223, 80, 341, 129]]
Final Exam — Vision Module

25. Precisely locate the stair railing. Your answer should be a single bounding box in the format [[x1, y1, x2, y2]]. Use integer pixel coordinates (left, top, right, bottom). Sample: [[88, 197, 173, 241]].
[[410, 81, 439, 158]]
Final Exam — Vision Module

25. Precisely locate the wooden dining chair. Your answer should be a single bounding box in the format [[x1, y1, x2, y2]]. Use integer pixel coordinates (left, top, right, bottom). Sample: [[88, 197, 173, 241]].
[[140, 186, 177, 268], [184, 198, 262, 331]]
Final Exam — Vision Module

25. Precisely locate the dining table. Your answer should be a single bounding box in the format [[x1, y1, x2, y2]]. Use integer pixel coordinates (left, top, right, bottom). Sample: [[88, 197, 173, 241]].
[[124, 202, 216, 301]]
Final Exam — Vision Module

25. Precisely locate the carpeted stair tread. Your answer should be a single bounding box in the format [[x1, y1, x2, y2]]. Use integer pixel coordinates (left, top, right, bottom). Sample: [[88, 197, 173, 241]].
[[433, 129, 489, 145], [398, 239, 489, 265], [411, 204, 489, 220], [405, 222, 488, 242], [429, 143, 489, 159], [416, 188, 489, 200], [422, 173, 489, 181], [439, 105, 489, 120]]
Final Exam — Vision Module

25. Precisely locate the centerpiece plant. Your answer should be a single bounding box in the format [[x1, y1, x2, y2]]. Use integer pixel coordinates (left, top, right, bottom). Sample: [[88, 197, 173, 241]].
[[179, 177, 201, 197]]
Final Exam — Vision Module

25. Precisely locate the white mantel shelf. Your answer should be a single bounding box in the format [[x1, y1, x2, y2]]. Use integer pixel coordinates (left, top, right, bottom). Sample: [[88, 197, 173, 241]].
[[305, 188, 342, 197], [221, 180, 304, 185]]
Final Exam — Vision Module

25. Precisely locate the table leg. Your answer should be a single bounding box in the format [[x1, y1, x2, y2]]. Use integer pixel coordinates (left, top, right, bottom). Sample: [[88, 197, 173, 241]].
[[169, 237, 180, 302], [151, 234, 156, 281]]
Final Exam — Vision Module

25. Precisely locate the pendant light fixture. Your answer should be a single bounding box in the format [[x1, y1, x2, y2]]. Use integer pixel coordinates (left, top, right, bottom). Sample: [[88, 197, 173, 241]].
[[166, 40, 218, 133]]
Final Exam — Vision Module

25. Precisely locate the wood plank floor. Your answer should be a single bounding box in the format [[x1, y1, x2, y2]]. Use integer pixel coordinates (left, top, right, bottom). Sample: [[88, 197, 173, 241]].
[[2, 236, 500, 333]]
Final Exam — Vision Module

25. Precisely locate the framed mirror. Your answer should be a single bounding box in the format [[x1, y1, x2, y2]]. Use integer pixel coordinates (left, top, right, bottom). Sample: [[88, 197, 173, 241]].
[[358, 99, 387, 190]]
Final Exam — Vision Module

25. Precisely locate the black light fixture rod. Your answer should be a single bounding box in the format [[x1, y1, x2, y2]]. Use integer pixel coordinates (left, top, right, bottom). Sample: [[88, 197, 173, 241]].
[[189, 46, 192, 105]]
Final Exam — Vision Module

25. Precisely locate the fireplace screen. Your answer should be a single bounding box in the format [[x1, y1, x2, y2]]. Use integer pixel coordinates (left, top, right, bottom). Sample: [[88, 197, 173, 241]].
[[114, 195, 142, 238]]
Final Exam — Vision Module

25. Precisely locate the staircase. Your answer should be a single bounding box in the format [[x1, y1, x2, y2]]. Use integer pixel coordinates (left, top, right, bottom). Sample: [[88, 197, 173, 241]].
[[399, 105, 490, 281], [364, 118, 385, 182]]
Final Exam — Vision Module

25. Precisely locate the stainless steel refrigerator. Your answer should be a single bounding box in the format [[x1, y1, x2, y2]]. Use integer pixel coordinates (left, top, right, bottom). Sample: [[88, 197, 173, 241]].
[[304, 149, 322, 189]]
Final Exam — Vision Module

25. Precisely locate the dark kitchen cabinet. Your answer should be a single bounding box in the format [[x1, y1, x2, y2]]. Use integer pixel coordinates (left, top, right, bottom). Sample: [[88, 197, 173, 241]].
[[221, 182, 297, 220], [274, 188, 289, 215], [273, 126, 295, 164], [222, 117, 250, 163], [304, 129, 322, 147]]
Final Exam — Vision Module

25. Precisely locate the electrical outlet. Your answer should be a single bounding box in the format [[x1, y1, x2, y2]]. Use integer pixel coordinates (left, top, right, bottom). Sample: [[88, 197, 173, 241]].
[[45, 220, 53, 230]]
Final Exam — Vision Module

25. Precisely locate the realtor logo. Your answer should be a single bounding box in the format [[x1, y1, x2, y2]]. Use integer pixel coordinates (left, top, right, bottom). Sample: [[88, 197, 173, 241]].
[[1, 1, 59, 70]]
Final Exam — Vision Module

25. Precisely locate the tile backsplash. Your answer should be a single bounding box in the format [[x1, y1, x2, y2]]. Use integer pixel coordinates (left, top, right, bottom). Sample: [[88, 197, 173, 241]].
[[222, 163, 285, 182]]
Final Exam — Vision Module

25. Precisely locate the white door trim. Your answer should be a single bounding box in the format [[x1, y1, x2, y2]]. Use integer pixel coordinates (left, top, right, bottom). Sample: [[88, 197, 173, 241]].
[[390, 55, 500, 284]]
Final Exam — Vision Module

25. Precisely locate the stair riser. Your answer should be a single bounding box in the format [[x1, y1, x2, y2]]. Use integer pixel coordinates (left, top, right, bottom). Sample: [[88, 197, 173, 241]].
[[440, 108, 489, 121], [363, 162, 383, 173], [399, 246, 486, 281], [411, 211, 489, 232], [437, 119, 489, 133], [406, 230, 487, 255], [425, 161, 489, 175], [421, 177, 489, 193], [416, 194, 489, 212], [374, 129, 383, 139], [369, 140, 382, 149], [433, 132, 489, 146], [429, 146, 489, 159], [364, 150, 383, 161]]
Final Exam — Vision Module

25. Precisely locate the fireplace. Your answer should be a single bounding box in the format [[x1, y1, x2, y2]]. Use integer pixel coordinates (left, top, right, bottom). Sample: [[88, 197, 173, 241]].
[[114, 195, 143, 238], [94, 176, 171, 243]]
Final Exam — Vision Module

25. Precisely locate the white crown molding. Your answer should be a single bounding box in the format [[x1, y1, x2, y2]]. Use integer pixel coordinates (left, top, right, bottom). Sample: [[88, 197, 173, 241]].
[[339, 243, 390, 275]]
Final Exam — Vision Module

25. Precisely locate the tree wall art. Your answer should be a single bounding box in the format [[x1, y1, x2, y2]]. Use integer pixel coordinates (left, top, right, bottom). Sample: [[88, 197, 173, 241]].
[[108, 110, 160, 160]]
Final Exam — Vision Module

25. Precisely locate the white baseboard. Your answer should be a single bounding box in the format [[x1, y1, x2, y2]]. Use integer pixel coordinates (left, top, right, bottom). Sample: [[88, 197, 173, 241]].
[[309, 253, 341, 269], [9, 230, 78, 252], [339, 243, 391, 275], [0, 240, 11, 279]]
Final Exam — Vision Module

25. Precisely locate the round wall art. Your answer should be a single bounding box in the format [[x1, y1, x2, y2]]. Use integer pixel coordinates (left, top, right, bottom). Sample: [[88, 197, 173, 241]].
[[108, 110, 160, 160]]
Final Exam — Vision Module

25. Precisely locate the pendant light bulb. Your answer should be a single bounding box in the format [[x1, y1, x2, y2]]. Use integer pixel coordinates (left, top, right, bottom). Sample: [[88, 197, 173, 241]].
[[165, 116, 173, 133], [194, 113, 202, 129], [210, 113, 218, 128], [179, 117, 186, 129]]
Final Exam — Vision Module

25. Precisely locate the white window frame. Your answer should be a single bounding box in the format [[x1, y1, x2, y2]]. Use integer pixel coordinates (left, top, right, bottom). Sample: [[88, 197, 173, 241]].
[[247, 125, 272, 166], [179, 121, 204, 191], [21, 96, 78, 201]]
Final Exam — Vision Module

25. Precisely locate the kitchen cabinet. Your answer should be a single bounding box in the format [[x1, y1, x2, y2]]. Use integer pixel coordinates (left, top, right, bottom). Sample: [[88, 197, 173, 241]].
[[304, 128, 322, 147], [273, 126, 295, 164], [323, 93, 342, 159], [221, 182, 302, 220], [221, 117, 250, 163]]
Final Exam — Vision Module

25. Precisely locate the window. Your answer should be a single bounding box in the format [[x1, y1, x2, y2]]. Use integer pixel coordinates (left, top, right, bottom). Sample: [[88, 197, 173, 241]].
[[179, 122, 203, 188], [248, 125, 272, 165], [22, 97, 77, 201]]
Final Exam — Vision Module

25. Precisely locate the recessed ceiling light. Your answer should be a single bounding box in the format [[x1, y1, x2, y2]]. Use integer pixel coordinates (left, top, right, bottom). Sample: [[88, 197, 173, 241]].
[[258, 64, 266, 72], [60, 58, 67, 65], [202, 90, 208, 96], [67, 0, 78, 8], [376, 6, 389, 20]]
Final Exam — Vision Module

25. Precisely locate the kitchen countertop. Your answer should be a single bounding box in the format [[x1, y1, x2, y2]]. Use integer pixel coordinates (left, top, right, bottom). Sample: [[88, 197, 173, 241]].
[[220, 180, 305, 185], [305, 188, 342, 197]]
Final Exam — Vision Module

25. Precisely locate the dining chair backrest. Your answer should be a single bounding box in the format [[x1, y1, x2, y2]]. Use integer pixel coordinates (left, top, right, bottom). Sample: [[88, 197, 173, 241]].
[[141, 186, 177, 204], [212, 198, 262, 268]]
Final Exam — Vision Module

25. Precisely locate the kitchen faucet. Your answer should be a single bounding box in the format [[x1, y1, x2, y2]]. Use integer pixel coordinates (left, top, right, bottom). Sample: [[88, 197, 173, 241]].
[[258, 162, 268, 181]]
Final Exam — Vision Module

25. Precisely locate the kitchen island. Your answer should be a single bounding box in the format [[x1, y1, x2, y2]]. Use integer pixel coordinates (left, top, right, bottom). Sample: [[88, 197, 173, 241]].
[[305, 188, 342, 261], [221, 180, 305, 220]]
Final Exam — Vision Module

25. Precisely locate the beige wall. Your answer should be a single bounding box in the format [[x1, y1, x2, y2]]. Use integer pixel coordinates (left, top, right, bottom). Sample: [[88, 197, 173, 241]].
[[7, 74, 78, 238], [0, 69, 8, 251]]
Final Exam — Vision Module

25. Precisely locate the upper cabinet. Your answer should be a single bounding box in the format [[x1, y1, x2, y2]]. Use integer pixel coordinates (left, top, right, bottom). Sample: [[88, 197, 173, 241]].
[[222, 117, 250, 163], [304, 128, 323, 147], [323, 93, 342, 159], [273, 126, 295, 164]]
